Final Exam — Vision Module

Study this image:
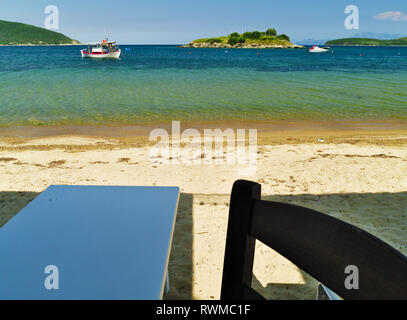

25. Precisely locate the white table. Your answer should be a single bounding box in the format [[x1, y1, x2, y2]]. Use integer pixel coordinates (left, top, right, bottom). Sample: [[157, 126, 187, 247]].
[[0, 185, 180, 300]]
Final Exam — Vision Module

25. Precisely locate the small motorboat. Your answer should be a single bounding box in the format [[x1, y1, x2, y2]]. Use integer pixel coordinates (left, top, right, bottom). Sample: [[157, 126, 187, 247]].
[[309, 45, 330, 53], [81, 40, 121, 59]]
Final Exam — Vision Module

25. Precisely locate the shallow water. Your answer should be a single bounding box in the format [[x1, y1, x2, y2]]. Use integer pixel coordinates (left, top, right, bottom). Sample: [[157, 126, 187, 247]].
[[0, 45, 406, 126]]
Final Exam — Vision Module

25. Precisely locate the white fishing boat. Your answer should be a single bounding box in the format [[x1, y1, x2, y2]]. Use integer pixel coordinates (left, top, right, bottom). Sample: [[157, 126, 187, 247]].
[[81, 40, 121, 59], [309, 45, 330, 53]]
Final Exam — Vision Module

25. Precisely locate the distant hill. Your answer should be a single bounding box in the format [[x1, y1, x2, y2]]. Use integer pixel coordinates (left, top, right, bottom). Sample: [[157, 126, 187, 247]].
[[0, 20, 79, 45], [353, 32, 404, 40], [295, 38, 331, 45], [183, 28, 304, 49], [326, 36, 407, 46], [298, 33, 405, 45]]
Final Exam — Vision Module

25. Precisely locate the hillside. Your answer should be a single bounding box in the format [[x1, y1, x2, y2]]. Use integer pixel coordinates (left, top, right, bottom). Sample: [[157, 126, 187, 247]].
[[0, 20, 79, 45], [183, 29, 304, 49], [326, 37, 407, 46]]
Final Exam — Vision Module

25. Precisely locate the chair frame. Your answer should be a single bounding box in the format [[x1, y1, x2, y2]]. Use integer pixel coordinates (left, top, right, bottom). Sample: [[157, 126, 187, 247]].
[[221, 180, 407, 300]]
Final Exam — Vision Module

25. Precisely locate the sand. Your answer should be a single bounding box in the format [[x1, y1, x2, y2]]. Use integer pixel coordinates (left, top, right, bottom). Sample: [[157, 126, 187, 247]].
[[0, 130, 406, 300]]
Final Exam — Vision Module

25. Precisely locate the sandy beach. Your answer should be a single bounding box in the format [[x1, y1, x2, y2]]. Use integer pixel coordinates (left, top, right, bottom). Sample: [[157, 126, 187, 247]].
[[0, 125, 406, 300], [2, 0, 407, 303]]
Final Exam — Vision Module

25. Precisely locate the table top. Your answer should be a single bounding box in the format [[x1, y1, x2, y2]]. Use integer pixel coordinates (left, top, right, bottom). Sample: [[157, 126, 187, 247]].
[[0, 185, 180, 300]]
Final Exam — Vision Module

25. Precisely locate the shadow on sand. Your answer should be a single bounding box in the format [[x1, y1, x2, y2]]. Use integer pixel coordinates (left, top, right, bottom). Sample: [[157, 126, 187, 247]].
[[1, 190, 406, 300], [164, 191, 407, 299]]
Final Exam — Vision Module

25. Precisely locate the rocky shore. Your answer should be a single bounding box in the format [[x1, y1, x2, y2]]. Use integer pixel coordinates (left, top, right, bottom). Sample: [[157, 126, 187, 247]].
[[0, 41, 81, 46], [181, 41, 305, 49]]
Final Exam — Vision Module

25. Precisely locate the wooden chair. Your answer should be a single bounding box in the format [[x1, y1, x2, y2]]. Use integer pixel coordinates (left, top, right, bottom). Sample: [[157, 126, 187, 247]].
[[221, 180, 407, 300]]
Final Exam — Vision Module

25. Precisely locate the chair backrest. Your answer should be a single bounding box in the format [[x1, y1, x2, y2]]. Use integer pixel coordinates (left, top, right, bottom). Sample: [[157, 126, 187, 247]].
[[221, 180, 407, 300]]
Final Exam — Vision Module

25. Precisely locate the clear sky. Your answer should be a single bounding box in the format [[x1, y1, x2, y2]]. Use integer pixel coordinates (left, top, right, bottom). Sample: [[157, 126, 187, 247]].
[[1, 0, 406, 44]]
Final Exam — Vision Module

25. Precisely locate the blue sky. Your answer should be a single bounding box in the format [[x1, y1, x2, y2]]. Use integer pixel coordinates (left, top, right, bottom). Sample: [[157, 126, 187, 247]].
[[1, 0, 406, 43]]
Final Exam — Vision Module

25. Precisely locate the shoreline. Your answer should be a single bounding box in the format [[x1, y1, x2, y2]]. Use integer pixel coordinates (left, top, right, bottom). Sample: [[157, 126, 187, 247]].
[[0, 43, 82, 47], [1, 120, 407, 147], [327, 44, 407, 47], [181, 42, 304, 49]]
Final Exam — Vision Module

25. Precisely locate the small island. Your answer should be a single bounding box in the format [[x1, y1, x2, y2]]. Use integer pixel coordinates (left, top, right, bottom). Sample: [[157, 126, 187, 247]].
[[326, 36, 407, 46], [0, 20, 80, 46], [182, 28, 304, 49]]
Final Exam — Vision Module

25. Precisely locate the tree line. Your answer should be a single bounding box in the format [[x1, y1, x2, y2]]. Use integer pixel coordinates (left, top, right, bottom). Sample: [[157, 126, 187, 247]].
[[228, 28, 290, 45]]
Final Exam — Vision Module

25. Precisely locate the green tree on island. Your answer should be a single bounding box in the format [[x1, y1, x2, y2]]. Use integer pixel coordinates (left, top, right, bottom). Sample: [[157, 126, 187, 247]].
[[266, 28, 277, 36], [276, 34, 290, 41], [242, 31, 262, 40], [251, 31, 262, 39], [228, 34, 246, 45], [242, 32, 252, 39]]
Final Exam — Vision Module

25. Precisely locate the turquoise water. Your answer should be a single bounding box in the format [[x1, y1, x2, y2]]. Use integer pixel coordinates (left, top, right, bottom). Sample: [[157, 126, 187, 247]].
[[0, 45, 406, 126]]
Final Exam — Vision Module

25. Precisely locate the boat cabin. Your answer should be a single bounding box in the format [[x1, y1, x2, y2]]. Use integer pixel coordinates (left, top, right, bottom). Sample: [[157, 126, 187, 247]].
[[86, 41, 120, 54]]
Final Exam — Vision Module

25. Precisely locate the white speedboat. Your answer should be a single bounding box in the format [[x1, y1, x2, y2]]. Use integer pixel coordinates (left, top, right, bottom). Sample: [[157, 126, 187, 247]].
[[309, 45, 330, 53], [81, 40, 121, 59]]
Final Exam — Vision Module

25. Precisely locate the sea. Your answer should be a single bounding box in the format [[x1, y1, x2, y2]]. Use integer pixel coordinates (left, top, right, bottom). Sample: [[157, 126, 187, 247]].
[[0, 45, 406, 127]]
